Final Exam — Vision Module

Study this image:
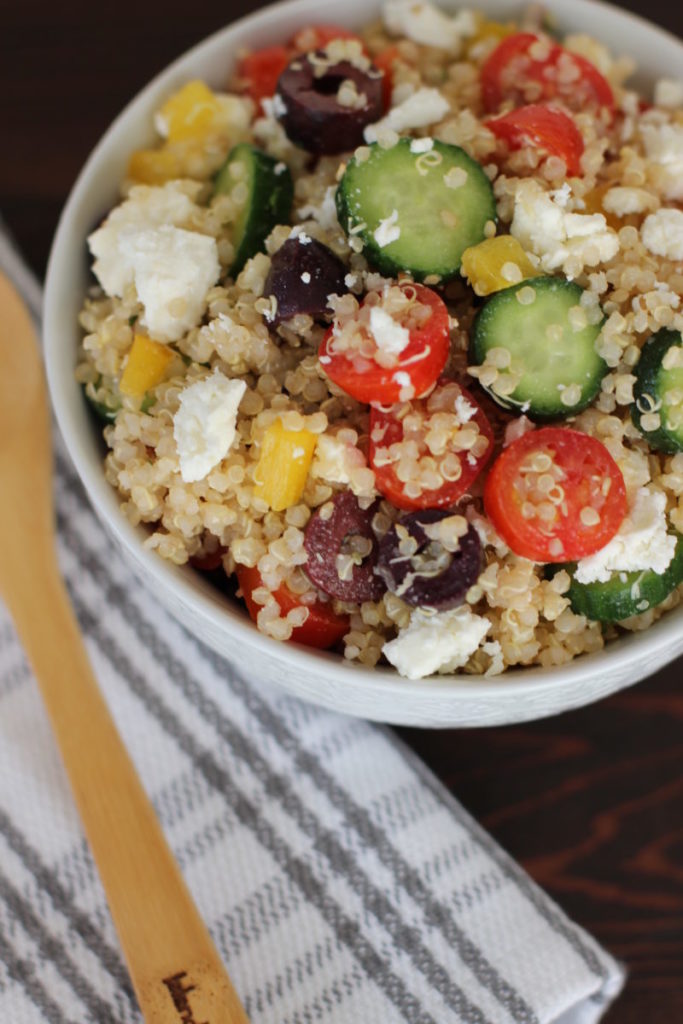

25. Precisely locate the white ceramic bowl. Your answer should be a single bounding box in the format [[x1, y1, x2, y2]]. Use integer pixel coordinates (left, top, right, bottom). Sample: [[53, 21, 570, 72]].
[[44, 0, 683, 727]]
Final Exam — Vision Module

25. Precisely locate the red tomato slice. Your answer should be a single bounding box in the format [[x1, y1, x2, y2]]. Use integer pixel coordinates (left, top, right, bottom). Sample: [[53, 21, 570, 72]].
[[487, 104, 584, 176], [238, 26, 366, 110], [319, 283, 450, 406], [289, 24, 362, 53], [483, 427, 627, 562], [236, 565, 349, 649], [369, 380, 494, 510], [373, 45, 402, 108], [481, 32, 614, 116], [237, 46, 290, 106]]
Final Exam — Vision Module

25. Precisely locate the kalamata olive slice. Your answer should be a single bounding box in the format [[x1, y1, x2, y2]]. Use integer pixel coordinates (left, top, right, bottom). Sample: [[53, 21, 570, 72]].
[[264, 236, 348, 326], [376, 510, 482, 610], [304, 491, 386, 602], [275, 51, 384, 155]]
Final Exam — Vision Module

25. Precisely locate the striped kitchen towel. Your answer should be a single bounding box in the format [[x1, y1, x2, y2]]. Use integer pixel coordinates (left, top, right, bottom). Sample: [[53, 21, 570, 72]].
[[0, 224, 625, 1023]]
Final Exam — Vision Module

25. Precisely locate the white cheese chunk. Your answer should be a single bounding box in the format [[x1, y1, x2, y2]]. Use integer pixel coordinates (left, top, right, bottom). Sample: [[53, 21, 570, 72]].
[[88, 182, 220, 341], [373, 209, 401, 248], [88, 182, 199, 295], [641, 208, 683, 262], [602, 186, 657, 216], [364, 87, 450, 143], [383, 1, 475, 53], [119, 225, 220, 341], [641, 121, 683, 201], [574, 487, 676, 584], [369, 305, 410, 355], [383, 605, 491, 679], [510, 180, 619, 276], [173, 371, 246, 483]]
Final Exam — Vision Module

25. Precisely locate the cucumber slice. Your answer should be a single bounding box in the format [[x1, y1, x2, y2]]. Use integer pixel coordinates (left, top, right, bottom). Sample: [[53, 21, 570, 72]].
[[83, 377, 155, 422], [631, 328, 683, 454], [470, 276, 607, 419], [335, 139, 496, 281], [549, 533, 683, 622], [214, 143, 294, 276], [83, 376, 120, 422]]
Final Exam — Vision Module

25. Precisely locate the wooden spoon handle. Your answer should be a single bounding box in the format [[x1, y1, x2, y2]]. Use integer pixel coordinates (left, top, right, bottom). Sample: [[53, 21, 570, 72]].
[[6, 561, 249, 1024]]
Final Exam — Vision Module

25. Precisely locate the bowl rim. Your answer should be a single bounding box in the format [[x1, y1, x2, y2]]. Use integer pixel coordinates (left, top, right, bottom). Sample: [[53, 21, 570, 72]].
[[44, 0, 683, 721]]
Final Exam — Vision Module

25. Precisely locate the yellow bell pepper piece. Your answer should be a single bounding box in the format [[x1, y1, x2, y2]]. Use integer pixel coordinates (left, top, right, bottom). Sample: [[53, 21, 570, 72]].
[[253, 420, 317, 511], [461, 236, 539, 297], [159, 80, 222, 143], [466, 18, 515, 55], [120, 334, 174, 398], [127, 146, 186, 184]]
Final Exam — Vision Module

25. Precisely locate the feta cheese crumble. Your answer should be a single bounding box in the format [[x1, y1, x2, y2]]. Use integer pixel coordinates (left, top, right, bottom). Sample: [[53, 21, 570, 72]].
[[510, 180, 619, 277], [383, 1, 476, 54], [373, 209, 401, 248], [88, 182, 220, 342], [410, 137, 435, 153], [574, 487, 676, 584], [382, 605, 491, 679], [641, 120, 683, 201], [173, 372, 246, 483], [369, 306, 411, 355], [641, 208, 683, 262], [364, 88, 450, 143]]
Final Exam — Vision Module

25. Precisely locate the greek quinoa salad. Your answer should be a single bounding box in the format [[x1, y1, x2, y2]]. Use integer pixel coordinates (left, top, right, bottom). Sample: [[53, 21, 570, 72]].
[[77, 2, 683, 680]]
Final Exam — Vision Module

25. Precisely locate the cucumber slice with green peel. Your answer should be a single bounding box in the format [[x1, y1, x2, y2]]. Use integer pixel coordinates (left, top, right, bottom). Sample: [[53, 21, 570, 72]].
[[631, 328, 683, 454], [470, 276, 607, 419], [83, 378, 155, 422], [214, 143, 294, 276], [83, 377, 120, 422], [335, 139, 496, 281], [548, 533, 683, 622]]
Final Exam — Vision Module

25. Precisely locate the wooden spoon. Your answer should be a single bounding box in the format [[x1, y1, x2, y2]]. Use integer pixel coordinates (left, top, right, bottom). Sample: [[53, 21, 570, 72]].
[[0, 270, 250, 1024]]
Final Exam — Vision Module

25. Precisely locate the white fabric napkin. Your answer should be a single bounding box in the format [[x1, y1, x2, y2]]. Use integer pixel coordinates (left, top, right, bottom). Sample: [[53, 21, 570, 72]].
[[0, 223, 625, 1024]]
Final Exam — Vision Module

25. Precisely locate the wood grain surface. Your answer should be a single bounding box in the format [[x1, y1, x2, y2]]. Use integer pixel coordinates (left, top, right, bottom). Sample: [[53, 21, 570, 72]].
[[2, 2, 682, 1021]]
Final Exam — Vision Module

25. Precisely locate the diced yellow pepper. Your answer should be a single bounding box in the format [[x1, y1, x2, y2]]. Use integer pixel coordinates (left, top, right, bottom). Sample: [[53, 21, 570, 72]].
[[582, 183, 636, 231], [461, 236, 540, 296], [127, 146, 186, 184], [253, 420, 317, 511], [120, 334, 175, 398], [466, 18, 515, 55], [159, 80, 222, 143]]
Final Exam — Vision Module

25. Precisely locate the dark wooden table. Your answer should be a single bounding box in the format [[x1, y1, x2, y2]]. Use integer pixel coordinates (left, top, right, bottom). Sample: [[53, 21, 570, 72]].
[[3, 2, 682, 1020]]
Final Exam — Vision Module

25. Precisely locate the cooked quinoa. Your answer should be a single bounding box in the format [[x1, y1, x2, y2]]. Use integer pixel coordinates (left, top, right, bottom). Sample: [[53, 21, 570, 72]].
[[76, 3, 683, 679]]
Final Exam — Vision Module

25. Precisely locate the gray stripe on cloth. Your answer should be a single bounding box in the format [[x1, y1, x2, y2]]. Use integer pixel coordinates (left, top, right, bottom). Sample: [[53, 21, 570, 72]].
[[197, 646, 541, 1024], [56, 458, 531, 1023], [388, 732, 610, 982], [0, 868, 119, 1023], [66, 594, 444, 1024], [55, 473, 496, 1024], [0, 921, 79, 1024], [0, 807, 136, 1012]]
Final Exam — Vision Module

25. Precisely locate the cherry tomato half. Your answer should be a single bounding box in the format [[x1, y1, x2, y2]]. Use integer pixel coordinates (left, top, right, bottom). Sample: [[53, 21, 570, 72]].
[[481, 32, 614, 116], [237, 46, 291, 107], [236, 565, 349, 649], [487, 104, 585, 176], [238, 26, 365, 109], [369, 380, 495, 510], [373, 45, 402, 108], [319, 283, 450, 406], [483, 427, 627, 562]]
